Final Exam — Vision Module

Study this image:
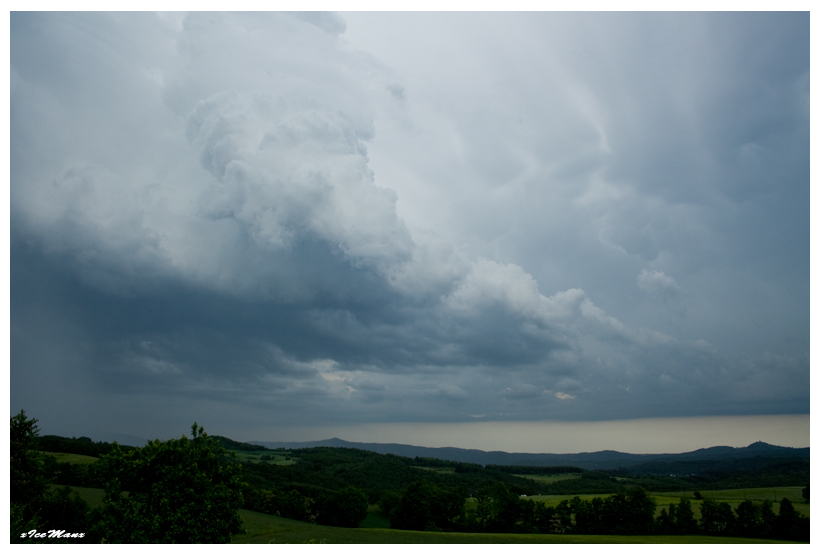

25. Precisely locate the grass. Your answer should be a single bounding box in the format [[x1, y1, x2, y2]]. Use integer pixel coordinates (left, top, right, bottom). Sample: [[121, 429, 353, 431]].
[[653, 486, 807, 504], [524, 493, 617, 507], [360, 505, 391, 529], [225, 449, 295, 465], [525, 487, 809, 518], [412, 466, 456, 474], [513, 473, 581, 484], [232, 509, 798, 544], [42, 451, 99, 465]]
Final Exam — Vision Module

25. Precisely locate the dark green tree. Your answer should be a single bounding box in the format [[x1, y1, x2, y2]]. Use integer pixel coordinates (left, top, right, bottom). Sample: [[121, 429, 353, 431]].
[[654, 507, 674, 535], [734, 499, 761, 538], [11, 410, 92, 543], [674, 498, 698, 535], [530, 501, 556, 534], [551, 499, 573, 533], [574, 495, 605, 534], [89, 423, 244, 543], [378, 490, 403, 518], [11, 410, 47, 507], [599, 487, 655, 534], [759, 499, 777, 538], [389, 480, 466, 531], [699, 499, 736, 535], [315, 486, 369, 528], [473, 482, 526, 533], [773, 497, 809, 542]]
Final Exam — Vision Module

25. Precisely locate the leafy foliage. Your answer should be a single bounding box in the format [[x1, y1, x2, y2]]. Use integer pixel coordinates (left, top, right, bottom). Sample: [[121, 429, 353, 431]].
[[35, 434, 137, 457], [89, 423, 244, 543], [389, 480, 467, 531], [10, 411, 93, 543], [11, 410, 48, 506], [487, 464, 584, 475], [315, 486, 369, 527]]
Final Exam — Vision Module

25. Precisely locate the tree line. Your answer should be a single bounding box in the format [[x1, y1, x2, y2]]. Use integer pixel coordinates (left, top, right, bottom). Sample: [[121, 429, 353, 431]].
[[384, 479, 809, 541]]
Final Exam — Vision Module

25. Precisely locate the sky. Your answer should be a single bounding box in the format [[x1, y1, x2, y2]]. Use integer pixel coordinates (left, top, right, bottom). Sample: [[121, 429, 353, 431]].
[[8, 11, 811, 453]]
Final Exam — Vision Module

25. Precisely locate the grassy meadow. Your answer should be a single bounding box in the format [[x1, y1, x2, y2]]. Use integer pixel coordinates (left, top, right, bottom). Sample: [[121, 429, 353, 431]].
[[514, 473, 581, 484], [43, 451, 99, 465], [412, 466, 456, 474], [232, 509, 798, 544], [225, 449, 295, 465], [524, 486, 809, 518]]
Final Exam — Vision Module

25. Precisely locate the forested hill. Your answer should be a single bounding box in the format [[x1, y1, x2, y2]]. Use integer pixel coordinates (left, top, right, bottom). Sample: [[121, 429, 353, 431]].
[[249, 438, 809, 471]]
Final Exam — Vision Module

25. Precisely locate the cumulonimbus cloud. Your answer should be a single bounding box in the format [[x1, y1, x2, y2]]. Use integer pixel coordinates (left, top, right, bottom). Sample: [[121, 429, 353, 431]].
[[10, 12, 808, 429]]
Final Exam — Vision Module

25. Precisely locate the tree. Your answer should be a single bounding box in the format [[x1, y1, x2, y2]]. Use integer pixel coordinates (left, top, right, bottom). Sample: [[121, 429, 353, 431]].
[[699, 499, 736, 535], [315, 486, 369, 528], [378, 490, 403, 518], [10, 410, 47, 506], [654, 507, 674, 535], [474, 482, 526, 533], [574, 496, 605, 534], [90, 423, 244, 543], [674, 498, 698, 535], [11, 410, 93, 543], [10, 410, 47, 542], [598, 487, 655, 534], [773, 497, 809, 542], [734, 499, 761, 538], [389, 480, 466, 531], [759, 499, 777, 538]]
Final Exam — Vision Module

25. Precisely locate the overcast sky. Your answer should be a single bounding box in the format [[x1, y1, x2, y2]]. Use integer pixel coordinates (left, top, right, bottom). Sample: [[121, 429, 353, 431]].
[[9, 11, 810, 452]]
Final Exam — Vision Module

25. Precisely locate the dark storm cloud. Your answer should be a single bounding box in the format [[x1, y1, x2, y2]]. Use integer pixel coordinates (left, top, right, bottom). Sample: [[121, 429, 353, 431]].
[[10, 12, 809, 436]]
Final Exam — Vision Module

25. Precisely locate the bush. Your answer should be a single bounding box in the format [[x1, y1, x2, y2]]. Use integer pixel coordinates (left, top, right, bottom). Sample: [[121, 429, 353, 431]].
[[89, 423, 244, 543], [315, 486, 369, 527]]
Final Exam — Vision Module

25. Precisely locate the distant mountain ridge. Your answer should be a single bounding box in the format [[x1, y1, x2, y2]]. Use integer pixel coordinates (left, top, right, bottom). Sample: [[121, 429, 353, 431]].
[[248, 438, 809, 471]]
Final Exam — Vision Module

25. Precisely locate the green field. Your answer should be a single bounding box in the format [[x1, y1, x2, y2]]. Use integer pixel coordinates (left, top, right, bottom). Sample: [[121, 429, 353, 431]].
[[513, 473, 581, 484], [412, 466, 456, 474], [653, 486, 807, 504], [232, 509, 797, 544], [360, 505, 391, 528], [224, 449, 295, 465], [42, 447, 297, 466], [66, 483, 808, 519], [43, 451, 99, 465], [525, 487, 809, 518]]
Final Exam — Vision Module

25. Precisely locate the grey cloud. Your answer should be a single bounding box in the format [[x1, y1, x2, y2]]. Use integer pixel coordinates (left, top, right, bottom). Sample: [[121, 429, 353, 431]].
[[10, 12, 808, 436], [292, 11, 347, 35], [637, 270, 681, 297], [387, 84, 406, 101]]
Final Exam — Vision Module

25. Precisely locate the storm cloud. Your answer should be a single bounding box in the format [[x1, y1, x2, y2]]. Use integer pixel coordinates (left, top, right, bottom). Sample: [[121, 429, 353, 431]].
[[10, 12, 808, 442]]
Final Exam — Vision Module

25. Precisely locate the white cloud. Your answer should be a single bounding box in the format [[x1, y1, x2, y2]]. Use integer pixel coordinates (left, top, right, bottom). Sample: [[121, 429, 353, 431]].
[[637, 269, 681, 297]]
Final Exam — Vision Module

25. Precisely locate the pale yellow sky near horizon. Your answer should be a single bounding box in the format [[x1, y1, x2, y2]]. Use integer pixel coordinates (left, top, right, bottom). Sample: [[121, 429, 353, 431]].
[[244, 414, 810, 454]]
